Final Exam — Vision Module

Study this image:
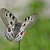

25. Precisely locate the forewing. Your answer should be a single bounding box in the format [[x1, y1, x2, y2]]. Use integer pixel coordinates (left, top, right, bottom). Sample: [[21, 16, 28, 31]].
[[0, 8, 17, 28], [22, 13, 37, 30]]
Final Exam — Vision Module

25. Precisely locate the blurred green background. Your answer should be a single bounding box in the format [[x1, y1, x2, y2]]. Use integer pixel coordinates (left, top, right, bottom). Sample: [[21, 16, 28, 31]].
[[0, 0, 50, 50]]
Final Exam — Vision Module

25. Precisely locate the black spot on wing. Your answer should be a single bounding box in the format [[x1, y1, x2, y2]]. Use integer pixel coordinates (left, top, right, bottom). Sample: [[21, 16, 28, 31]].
[[9, 13, 12, 18], [25, 18, 27, 21], [23, 23, 26, 26], [17, 35, 19, 37], [9, 35, 11, 37], [10, 21, 13, 25], [11, 33, 15, 38], [11, 33, 13, 36], [5, 9, 9, 16], [5, 10, 9, 17], [6, 13, 7, 16], [12, 16, 15, 20]]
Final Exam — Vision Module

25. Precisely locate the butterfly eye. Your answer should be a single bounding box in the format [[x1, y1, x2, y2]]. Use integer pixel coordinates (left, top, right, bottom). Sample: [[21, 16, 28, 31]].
[[21, 31, 23, 35], [8, 28, 11, 32]]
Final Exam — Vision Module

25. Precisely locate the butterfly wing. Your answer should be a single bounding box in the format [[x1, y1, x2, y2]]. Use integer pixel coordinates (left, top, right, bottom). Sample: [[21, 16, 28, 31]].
[[0, 8, 37, 42], [0, 8, 21, 41], [0, 8, 17, 28], [22, 13, 37, 30], [14, 13, 37, 42]]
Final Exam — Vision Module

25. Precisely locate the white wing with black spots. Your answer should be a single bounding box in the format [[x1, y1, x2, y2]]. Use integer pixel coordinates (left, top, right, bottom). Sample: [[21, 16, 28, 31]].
[[0, 8, 17, 28], [0, 8, 37, 42], [14, 13, 37, 42], [0, 8, 21, 42], [22, 13, 37, 30]]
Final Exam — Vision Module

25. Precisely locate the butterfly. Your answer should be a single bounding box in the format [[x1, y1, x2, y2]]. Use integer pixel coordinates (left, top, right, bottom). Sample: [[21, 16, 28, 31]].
[[0, 8, 37, 42]]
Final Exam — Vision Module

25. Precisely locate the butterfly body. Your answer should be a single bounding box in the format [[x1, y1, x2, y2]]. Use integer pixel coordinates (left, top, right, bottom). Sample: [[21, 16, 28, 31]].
[[0, 8, 37, 42], [5, 22, 26, 42]]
